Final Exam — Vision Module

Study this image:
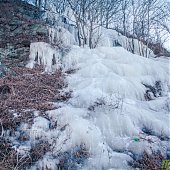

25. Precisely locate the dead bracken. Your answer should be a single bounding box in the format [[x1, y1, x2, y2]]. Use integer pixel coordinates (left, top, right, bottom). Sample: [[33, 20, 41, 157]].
[[0, 65, 72, 169], [0, 65, 71, 112], [0, 65, 71, 133]]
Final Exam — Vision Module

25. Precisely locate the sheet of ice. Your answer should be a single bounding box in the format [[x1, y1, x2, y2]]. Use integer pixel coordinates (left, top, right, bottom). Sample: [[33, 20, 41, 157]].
[[27, 25, 76, 71], [27, 45, 169, 170], [44, 46, 168, 169], [96, 28, 155, 58], [63, 46, 169, 104], [48, 27, 76, 46], [27, 42, 61, 72]]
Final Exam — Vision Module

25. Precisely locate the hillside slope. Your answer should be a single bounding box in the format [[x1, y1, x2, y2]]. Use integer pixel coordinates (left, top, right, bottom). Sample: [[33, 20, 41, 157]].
[[0, 1, 169, 169]]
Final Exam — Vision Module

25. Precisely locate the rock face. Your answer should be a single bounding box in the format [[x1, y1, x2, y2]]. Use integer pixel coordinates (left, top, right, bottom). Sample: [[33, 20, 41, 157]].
[[0, 0, 49, 66]]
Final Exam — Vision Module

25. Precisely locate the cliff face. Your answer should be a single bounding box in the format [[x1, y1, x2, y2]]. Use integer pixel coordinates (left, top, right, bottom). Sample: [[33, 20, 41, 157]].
[[0, 0, 49, 66]]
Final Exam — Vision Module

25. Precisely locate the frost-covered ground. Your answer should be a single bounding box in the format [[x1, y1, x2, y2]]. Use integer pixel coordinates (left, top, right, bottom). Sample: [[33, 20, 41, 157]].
[[27, 43, 169, 169]]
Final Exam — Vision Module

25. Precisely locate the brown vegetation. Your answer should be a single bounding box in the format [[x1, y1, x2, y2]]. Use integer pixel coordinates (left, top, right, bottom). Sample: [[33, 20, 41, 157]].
[[0, 65, 72, 133], [0, 138, 50, 170], [129, 151, 167, 170], [0, 66, 71, 169], [0, 66, 71, 113]]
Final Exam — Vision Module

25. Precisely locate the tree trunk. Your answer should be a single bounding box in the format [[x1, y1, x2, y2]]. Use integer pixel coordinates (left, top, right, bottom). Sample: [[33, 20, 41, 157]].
[[123, 10, 126, 35], [106, 12, 109, 29], [35, 0, 38, 7], [89, 22, 93, 49], [146, 3, 150, 58], [38, 0, 41, 11]]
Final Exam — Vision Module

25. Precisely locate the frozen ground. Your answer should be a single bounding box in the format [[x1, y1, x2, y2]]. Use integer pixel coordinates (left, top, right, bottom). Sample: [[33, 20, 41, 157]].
[[27, 44, 169, 169]]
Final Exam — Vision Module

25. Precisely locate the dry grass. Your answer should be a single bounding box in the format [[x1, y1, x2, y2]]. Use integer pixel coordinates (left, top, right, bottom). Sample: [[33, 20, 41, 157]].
[[0, 65, 71, 132], [0, 138, 50, 170], [0, 66, 70, 112], [0, 65, 71, 169], [129, 151, 166, 170], [57, 144, 89, 170]]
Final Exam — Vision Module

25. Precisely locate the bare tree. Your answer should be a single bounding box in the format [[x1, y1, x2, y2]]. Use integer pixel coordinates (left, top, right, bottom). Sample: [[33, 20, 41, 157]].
[[101, 0, 121, 29], [28, 0, 169, 52]]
